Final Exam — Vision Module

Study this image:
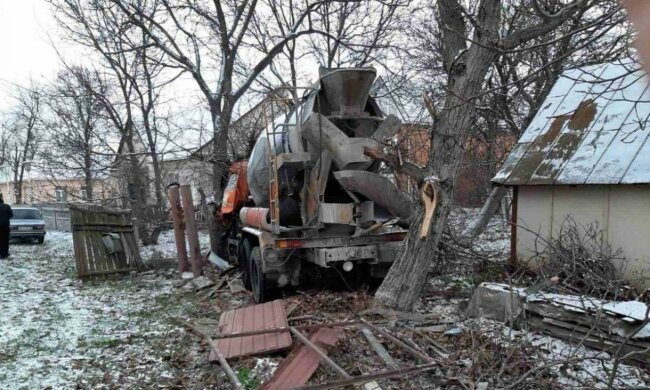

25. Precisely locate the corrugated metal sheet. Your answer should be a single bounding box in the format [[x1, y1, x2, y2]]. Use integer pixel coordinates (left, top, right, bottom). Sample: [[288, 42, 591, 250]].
[[209, 300, 292, 361], [493, 60, 650, 186]]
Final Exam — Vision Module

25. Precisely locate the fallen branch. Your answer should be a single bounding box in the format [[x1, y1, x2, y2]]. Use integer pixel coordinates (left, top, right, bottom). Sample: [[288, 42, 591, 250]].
[[169, 317, 244, 390]]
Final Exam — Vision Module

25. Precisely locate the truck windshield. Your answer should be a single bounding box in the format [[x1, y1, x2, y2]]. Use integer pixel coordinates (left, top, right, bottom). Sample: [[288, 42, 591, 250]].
[[12, 209, 42, 219]]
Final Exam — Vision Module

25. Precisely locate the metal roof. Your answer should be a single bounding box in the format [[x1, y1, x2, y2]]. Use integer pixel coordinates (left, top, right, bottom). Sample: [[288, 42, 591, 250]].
[[493, 60, 650, 186]]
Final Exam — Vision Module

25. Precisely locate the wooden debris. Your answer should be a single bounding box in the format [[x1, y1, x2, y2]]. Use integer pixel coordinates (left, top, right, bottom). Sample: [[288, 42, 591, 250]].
[[261, 327, 344, 390], [70, 204, 142, 277], [290, 327, 351, 379], [228, 277, 247, 293], [192, 276, 216, 291], [172, 318, 244, 390], [360, 306, 428, 323], [363, 381, 383, 390], [467, 283, 650, 365], [361, 328, 399, 369], [290, 362, 439, 390], [210, 300, 292, 361]]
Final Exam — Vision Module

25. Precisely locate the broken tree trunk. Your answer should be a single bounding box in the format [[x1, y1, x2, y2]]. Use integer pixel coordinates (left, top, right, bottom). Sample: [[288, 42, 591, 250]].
[[374, 0, 586, 311], [462, 186, 508, 239], [180, 185, 203, 277], [167, 185, 190, 273], [375, 0, 503, 311]]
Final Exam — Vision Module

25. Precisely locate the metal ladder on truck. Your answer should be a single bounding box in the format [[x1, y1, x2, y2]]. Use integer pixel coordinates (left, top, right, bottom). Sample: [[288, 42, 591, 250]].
[[262, 88, 313, 234]]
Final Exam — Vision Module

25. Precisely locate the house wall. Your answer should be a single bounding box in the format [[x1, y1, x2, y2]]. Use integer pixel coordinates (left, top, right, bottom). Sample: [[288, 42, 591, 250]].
[[515, 184, 650, 289], [0, 178, 113, 205], [160, 158, 214, 205]]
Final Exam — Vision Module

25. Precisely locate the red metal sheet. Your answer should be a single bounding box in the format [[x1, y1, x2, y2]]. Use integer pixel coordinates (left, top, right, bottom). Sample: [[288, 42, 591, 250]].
[[210, 300, 292, 361], [261, 327, 344, 390]]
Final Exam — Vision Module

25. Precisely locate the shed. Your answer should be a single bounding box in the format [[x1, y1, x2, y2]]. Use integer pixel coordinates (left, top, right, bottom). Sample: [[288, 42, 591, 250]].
[[493, 60, 650, 290]]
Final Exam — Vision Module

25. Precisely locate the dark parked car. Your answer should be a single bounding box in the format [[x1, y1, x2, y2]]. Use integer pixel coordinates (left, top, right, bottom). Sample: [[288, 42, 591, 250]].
[[10, 206, 46, 244]]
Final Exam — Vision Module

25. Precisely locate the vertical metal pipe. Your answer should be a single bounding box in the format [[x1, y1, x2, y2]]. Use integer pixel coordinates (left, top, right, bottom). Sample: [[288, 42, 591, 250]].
[[180, 185, 203, 277], [167, 185, 189, 273]]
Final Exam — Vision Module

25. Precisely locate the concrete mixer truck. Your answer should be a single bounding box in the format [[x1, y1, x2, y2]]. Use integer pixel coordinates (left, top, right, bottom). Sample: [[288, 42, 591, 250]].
[[219, 67, 416, 303]]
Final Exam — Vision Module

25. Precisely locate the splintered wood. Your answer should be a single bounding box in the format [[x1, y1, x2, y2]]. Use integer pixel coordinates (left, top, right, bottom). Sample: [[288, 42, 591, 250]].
[[261, 327, 344, 390], [210, 300, 292, 360]]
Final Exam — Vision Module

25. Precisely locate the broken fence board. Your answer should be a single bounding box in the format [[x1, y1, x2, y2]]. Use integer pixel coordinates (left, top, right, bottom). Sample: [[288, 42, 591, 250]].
[[261, 327, 344, 390]]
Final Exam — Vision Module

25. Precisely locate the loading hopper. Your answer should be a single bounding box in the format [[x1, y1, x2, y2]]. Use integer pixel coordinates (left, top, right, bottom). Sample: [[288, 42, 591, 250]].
[[319, 67, 376, 116]]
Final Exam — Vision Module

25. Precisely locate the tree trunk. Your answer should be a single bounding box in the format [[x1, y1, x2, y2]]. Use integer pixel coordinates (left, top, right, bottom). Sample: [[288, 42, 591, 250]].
[[375, 0, 501, 311], [462, 186, 508, 238], [207, 102, 231, 254], [84, 147, 93, 202]]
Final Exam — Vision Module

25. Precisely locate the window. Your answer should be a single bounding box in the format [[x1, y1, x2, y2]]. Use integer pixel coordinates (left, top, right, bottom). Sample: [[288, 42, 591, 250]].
[[79, 186, 88, 201], [12, 208, 42, 220], [55, 186, 67, 203]]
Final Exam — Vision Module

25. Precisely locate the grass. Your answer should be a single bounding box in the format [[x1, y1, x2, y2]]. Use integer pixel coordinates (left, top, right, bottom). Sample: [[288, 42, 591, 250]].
[[237, 368, 261, 390]]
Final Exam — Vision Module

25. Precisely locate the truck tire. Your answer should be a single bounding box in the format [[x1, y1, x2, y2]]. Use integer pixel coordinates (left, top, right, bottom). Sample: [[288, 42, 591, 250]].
[[240, 239, 252, 291], [36, 236, 44, 245], [250, 246, 270, 303]]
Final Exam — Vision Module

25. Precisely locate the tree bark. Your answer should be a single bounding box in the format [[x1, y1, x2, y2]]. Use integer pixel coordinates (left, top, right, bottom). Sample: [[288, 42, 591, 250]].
[[461, 186, 508, 239], [375, 0, 501, 311]]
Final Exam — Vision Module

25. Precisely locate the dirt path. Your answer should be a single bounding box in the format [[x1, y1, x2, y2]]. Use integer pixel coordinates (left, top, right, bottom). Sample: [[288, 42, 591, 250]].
[[0, 231, 207, 389]]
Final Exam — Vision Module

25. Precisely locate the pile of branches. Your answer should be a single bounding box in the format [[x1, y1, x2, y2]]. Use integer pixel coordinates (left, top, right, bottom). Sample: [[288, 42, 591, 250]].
[[529, 217, 631, 299]]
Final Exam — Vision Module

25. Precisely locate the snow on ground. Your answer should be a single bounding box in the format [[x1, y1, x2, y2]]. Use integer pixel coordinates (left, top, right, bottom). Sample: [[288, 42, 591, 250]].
[[0, 230, 210, 389], [462, 318, 650, 388]]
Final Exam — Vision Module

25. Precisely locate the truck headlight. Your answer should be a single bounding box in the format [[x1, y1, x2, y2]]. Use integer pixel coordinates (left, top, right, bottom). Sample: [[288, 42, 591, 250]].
[[264, 247, 280, 264]]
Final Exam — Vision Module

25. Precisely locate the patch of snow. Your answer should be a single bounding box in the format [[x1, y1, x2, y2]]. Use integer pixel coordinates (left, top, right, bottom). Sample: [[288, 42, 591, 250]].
[[0, 230, 201, 388]]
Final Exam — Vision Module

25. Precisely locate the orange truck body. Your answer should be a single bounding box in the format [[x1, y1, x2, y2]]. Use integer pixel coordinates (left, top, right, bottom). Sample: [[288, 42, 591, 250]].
[[219, 161, 249, 218]]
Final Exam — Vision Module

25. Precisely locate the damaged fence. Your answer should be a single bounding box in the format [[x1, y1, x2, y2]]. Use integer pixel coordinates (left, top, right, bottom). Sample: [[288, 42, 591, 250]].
[[70, 204, 143, 277]]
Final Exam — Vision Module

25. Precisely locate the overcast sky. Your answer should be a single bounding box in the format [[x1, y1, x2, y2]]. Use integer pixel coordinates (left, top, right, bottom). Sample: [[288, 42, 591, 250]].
[[0, 0, 66, 105]]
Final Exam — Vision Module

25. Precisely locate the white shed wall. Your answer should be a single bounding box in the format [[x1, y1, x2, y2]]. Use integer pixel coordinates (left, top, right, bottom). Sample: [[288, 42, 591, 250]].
[[516, 185, 650, 289]]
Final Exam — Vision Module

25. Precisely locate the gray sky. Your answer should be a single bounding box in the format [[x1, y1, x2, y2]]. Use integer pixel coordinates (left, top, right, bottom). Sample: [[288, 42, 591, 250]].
[[0, 0, 64, 105]]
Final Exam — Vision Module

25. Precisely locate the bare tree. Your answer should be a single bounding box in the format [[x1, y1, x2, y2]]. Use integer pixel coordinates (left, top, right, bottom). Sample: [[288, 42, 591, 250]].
[[102, 0, 375, 252], [2, 87, 43, 204], [375, 0, 628, 311], [51, 0, 178, 244], [40, 66, 113, 202]]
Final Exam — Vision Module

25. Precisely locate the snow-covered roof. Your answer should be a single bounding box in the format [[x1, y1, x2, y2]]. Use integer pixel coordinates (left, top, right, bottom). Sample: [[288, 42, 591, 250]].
[[493, 60, 650, 186]]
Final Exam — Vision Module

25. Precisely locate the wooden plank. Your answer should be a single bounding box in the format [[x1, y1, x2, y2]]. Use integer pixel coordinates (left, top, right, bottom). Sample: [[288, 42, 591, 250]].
[[361, 328, 399, 369], [290, 327, 351, 378], [211, 300, 292, 360], [261, 327, 344, 390]]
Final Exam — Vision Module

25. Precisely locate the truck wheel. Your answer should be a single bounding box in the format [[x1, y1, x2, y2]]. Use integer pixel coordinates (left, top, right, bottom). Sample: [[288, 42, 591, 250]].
[[240, 239, 252, 291], [37, 236, 44, 245], [250, 246, 270, 303]]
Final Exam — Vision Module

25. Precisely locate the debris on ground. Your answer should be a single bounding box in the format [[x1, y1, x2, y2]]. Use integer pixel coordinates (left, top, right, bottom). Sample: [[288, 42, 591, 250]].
[[261, 327, 343, 390], [3, 211, 650, 389], [210, 300, 292, 361], [467, 282, 650, 364]]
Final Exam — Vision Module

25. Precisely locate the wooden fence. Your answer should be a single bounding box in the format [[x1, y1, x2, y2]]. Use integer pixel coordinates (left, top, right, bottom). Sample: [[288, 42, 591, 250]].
[[39, 207, 71, 232], [70, 204, 142, 277]]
